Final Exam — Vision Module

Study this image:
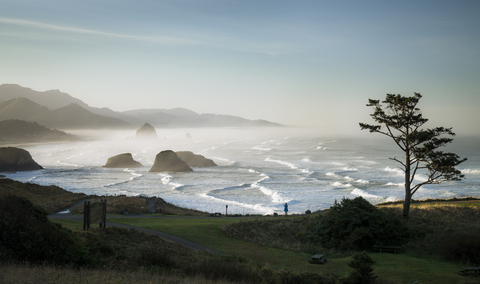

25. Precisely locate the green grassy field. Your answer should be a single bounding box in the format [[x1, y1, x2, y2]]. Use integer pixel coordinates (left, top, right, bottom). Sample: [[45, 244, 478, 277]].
[[92, 216, 476, 284]]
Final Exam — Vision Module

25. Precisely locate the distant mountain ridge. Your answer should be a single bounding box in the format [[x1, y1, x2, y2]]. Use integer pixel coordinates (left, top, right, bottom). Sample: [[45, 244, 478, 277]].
[[0, 84, 284, 129], [0, 98, 130, 129], [0, 119, 78, 144]]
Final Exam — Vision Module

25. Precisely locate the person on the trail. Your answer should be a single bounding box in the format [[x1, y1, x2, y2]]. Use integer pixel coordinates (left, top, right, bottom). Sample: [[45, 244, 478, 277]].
[[284, 202, 288, 216]]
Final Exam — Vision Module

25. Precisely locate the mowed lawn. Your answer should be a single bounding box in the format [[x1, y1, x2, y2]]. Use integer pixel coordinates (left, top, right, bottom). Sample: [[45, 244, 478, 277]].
[[102, 216, 473, 283]]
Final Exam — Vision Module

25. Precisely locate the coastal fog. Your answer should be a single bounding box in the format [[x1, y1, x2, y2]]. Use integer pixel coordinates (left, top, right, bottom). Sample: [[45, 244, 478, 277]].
[[4, 127, 479, 215]]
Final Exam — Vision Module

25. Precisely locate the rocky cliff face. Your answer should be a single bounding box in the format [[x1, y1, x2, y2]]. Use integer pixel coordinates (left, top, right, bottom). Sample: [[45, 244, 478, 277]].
[[0, 147, 43, 172], [135, 123, 158, 139], [176, 151, 217, 168], [149, 150, 193, 173], [103, 153, 143, 168]]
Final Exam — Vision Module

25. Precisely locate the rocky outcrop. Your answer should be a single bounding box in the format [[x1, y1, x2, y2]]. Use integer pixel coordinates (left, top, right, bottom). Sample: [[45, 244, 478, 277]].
[[0, 147, 43, 172], [149, 150, 193, 173], [103, 153, 143, 168], [176, 151, 217, 168], [135, 123, 158, 139]]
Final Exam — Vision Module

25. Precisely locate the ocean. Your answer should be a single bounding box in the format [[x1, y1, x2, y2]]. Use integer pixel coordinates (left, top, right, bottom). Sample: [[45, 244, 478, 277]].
[[4, 128, 480, 215]]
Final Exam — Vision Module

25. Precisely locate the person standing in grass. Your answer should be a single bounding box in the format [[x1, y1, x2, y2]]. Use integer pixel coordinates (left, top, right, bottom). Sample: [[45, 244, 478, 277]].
[[284, 202, 288, 216]]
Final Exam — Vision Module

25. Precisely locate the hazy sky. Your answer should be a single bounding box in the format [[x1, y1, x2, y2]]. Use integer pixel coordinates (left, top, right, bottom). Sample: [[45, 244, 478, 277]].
[[1, 0, 479, 134]]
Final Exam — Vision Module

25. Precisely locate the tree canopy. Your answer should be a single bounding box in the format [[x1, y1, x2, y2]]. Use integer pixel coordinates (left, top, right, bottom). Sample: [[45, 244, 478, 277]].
[[359, 93, 466, 219]]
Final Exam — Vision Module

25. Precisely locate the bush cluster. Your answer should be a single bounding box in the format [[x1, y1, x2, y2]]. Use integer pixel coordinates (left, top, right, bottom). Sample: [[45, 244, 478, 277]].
[[0, 195, 90, 266], [305, 197, 408, 250]]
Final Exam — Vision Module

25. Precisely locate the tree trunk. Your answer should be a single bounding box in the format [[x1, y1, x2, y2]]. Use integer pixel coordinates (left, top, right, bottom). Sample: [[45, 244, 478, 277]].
[[403, 189, 411, 220], [403, 148, 411, 220]]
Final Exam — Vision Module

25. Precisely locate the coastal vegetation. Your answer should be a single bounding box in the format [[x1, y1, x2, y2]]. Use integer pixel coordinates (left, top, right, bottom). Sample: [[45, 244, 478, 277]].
[[1, 180, 479, 283], [360, 93, 467, 219]]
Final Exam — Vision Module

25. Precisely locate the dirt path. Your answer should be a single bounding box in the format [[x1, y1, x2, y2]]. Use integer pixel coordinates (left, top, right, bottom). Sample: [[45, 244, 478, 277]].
[[48, 200, 226, 255]]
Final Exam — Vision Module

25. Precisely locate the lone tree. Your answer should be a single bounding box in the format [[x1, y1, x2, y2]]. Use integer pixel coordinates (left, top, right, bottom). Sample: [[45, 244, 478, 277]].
[[359, 93, 466, 219]]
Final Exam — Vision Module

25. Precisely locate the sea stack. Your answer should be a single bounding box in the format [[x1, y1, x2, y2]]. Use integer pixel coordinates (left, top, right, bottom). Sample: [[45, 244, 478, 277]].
[[135, 123, 158, 139], [0, 147, 43, 172], [176, 151, 217, 168], [149, 150, 193, 173], [103, 153, 143, 168]]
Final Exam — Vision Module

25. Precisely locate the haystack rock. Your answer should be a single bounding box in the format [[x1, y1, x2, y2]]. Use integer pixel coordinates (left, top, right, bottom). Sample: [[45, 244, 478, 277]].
[[176, 151, 217, 168], [149, 150, 193, 173], [135, 123, 158, 139], [103, 153, 143, 168], [0, 147, 43, 172]]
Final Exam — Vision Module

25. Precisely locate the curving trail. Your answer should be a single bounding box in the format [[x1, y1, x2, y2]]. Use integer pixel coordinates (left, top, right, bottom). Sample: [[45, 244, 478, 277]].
[[48, 200, 225, 256]]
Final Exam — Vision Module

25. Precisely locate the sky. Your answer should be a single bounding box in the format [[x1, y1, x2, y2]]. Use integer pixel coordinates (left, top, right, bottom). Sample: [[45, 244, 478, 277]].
[[1, 0, 480, 135]]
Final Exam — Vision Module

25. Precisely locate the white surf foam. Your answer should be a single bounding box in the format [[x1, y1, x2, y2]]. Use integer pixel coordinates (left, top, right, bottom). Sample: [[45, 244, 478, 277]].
[[351, 188, 382, 199]]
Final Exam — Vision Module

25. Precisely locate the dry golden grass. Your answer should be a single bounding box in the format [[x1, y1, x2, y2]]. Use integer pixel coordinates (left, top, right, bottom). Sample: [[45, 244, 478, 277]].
[[1, 178, 208, 216], [70, 195, 150, 215], [0, 179, 87, 214]]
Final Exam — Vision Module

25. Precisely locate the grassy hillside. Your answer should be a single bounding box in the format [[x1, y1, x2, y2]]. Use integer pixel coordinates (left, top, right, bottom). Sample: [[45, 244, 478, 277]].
[[1, 180, 480, 283]]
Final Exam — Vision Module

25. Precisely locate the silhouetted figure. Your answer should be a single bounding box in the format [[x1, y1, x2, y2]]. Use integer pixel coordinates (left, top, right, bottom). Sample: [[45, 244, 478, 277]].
[[284, 202, 288, 216]]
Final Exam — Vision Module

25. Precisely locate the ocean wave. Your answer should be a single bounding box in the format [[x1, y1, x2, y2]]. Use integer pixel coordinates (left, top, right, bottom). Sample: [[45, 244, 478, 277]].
[[170, 182, 185, 190], [355, 179, 370, 184], [251, 173, 284, 203], [160, 173, 172, 185], [461, 169, 480, 175], [384, 167, 403, 175], [211, 183, 252, 193], [387, 182, 404, 187], [56, 160, 81, 167], [200, 192, 273, 215], [386, 196, 399, 202], [342, 167, 358, 172], [351, 188, 382, 199], [265, 158, 297, 169], [265, 158, 298, 170], [252, 145, 272, 151], [333, 182, 352, 188], [103, 170, 143, 188], [213, 157, 235, 165]]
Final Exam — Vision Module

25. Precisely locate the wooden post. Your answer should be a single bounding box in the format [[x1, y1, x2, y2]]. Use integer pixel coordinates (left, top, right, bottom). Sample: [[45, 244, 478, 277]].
[[226, 205, 228, 216], [86, 201, 91, 230], [83, 201, 87, 231], [102, 199, 107, 228]]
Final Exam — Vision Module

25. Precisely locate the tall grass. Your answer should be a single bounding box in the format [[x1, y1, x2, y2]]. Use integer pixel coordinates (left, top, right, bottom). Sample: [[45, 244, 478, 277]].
[[0, 263, 251, 284], [221, 216, 316, 253], [380, 204, 480, 265], [224, 202, 480, 265]]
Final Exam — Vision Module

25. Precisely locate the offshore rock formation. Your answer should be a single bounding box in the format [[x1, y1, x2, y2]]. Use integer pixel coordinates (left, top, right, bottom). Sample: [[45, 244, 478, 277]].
[[135, 123, 158, 139], [103, 153, 143, 168], [149, 150, 193, 173], [0, 147, 43, 172], [176, 151, 217, 168]]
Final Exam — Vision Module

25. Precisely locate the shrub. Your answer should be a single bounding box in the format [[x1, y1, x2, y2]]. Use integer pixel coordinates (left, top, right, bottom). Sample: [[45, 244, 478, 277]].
[[0, 195, 90, 266], [306, 197, 407, 250], [435, 232, 480, 265], [341, 252, 377, 284]]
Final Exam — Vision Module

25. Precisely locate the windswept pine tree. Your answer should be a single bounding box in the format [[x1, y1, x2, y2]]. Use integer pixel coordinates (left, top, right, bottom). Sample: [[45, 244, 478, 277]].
[[360, 93, 467, 219]]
